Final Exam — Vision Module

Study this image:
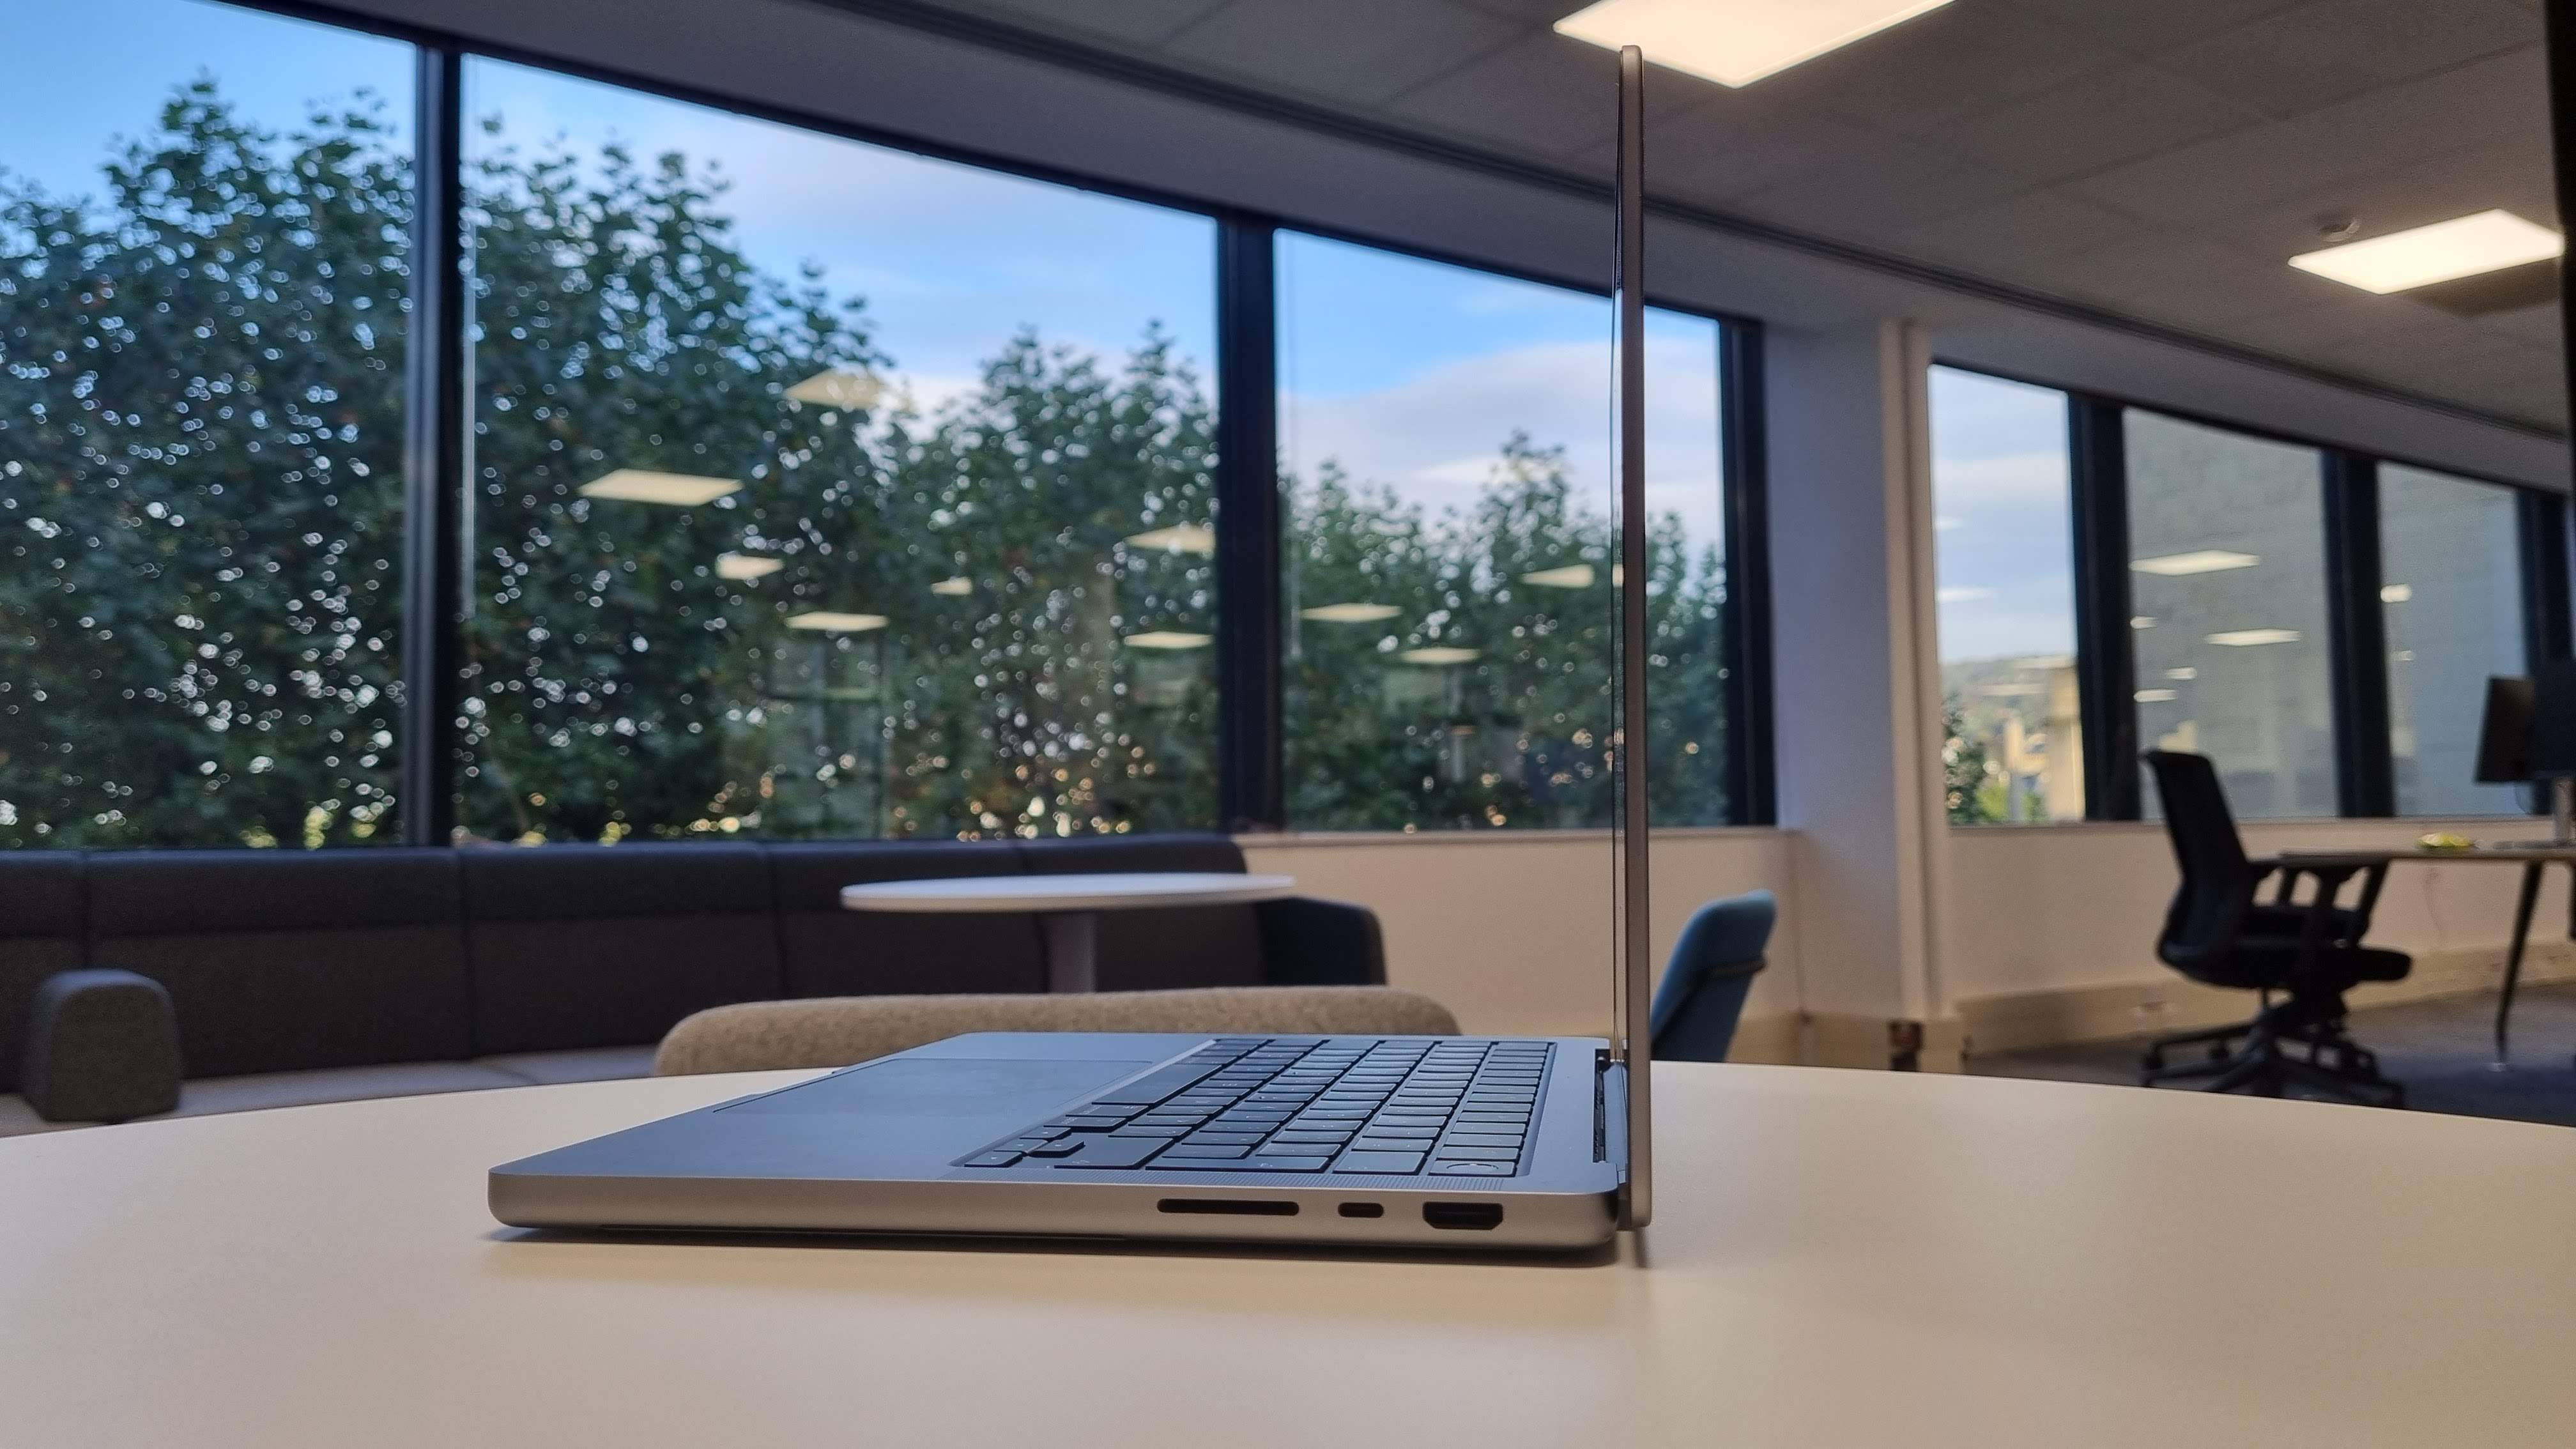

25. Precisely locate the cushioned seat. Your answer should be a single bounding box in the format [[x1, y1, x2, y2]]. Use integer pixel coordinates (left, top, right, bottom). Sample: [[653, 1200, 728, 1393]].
[[86, 850, 472, 1078], [656, 986, 1460, 1076], [0, 854, 90, 1094], [461, 844, 783, 1054]]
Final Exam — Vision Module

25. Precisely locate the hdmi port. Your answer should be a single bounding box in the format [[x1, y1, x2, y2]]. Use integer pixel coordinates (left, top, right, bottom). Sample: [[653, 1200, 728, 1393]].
[[1422, 1201, 1503, 1231]]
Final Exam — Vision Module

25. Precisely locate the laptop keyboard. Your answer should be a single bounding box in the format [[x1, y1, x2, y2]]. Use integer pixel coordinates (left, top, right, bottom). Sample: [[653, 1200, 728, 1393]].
[[956, 1037, 1551, 1177]]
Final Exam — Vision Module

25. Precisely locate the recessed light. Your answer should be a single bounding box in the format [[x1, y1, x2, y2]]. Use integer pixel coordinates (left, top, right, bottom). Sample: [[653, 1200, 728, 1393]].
[[1400, 647, 1482, 666], [785, 370, 885, 409], [930, 576, 974, 597], [2380, 583, 2413, 603], [785, 611, 887, 633], [2133, 549, 2260, 576], [1555, 0, 1955, 88], [1124, 524, 1216, 555], [2206, 629, 2302, 647], [1303, 602, 1401, 623], [716, 553, 783, 581], [2131, 617, 2158, 630], [2166, 667, 2198, 681], [2288, 210, 2563, 295], [1124, 631, 1213, 649], [2134, 688, 2179, 703], [1522, 564, 1597, 590], [579, 470, 740, 506]]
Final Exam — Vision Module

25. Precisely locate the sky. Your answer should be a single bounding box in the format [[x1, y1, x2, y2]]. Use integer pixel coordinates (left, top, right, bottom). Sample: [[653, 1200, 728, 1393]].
[[1928, 366, 2080, 664], [3, 0, 1729, 558]]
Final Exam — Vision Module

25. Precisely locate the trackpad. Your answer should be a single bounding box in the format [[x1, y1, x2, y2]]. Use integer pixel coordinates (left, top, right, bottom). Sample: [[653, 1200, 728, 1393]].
[[721, 1057, 1147, 1120]]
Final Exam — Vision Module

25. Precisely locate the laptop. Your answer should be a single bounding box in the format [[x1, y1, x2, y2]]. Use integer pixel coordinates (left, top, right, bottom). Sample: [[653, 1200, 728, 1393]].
[[487, 47, 1659, 1252]]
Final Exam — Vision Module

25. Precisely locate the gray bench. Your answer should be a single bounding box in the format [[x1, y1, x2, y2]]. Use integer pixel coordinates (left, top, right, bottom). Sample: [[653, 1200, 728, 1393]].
[[0, 834, 1378, 1134]]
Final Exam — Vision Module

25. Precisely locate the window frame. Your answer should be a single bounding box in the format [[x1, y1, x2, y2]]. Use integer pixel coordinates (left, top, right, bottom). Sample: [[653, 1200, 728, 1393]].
[[106, 0, 1773, 845], [1936, 358, 2575, 824]]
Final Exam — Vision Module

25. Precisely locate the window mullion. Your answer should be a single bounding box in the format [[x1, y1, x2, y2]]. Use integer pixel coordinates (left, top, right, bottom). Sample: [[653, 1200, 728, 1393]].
[[400, 45, 467, 848], [2323, 452, 2394, 818], [2067, 396, 2138, 820], [1213, 214, 1283, 832]]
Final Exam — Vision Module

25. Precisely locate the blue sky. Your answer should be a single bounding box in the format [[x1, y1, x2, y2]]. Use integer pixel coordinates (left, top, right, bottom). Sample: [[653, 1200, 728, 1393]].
[[1929, 366, 2080, 663], [5, 0, 1730, 553]]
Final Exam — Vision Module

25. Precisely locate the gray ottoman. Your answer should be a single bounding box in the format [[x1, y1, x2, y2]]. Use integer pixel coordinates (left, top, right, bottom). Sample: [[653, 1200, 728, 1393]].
[[22, 969, 183, 1123]]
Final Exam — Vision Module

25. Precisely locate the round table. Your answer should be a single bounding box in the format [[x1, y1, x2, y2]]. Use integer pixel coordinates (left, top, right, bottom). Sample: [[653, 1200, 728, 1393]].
[[6, 1065, 2572, 1447], [839, 871, 1297, 992]]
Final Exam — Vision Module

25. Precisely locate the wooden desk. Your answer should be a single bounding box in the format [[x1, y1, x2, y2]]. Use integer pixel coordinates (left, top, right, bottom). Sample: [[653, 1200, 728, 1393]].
[[839, 872, 1297, 992], [5, 1067, 2572, 1447], [2280, 843, 2576, 1064]]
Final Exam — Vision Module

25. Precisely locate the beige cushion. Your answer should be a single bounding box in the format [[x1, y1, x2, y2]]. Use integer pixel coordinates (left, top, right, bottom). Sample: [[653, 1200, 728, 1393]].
[[655, 987, 1462, 1077]]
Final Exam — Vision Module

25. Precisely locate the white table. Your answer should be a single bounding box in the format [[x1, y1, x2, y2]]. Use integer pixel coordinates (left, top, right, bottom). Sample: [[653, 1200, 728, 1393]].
[[6, 1065, 2572, 1447], [839, 871, 1297, 992]]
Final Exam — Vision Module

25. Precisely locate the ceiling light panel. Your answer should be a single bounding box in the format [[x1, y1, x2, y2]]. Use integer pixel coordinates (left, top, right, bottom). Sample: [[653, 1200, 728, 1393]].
[[2205, 629, 2302, 647], [785, 369, 886, 409], [2288, 210, 2563, 295], [2132, 549, 2260, 576], [579, 470, 741, 506], [1303, 602, 1401, 623], [785, 611, 888, 633], [1399, 647, 1482, 666], [1124, 631, 1213, 649], [1521, 565, 1597, 590], [716, 553, 783, 581], [1555, 0, 1955, 88], [1123, 524, 1216, 555]]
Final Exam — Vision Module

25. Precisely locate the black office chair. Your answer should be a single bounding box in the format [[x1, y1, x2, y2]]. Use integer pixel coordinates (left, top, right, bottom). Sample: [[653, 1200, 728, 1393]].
[[2140, 751, 2411, 1106]]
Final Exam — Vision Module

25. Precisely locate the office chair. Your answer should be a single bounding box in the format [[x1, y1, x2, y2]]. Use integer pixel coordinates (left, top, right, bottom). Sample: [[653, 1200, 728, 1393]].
[[2141, 751, 2411, 1106], [1649, 890, 1774, 1062]]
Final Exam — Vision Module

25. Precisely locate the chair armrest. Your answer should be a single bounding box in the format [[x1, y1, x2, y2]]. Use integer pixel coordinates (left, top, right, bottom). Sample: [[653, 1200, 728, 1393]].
[[20, 969, 182, 1123], [1252, 896, 1385, 986]]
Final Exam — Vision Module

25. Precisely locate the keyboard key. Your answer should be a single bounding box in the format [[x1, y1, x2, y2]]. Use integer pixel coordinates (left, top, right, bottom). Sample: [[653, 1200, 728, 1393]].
[[1022, 1140, 1084, 1157], [1051, 1136, 1168, 1169], [1166, 1156, 1333, 1172], [1333, 1150, 1426, 1174], [1430, 1161, 1514, 1176], [1111, 1126, 1189, 1139], [1089, 1058, 1227, 1106], [1358, 1124, 1439, 1138], [1015, 1126, 1068, 1140], [1431, 1146, 1518, 1162], [1188, 1131, 1268, 1146], [963, 1151, 1022, 1167], [1443, 1133, 1522, 1149], [1161, 1142, 1252, 1159]]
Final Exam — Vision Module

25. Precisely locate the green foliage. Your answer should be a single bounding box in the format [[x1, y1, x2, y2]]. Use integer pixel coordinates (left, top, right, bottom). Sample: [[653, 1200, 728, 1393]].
[[0, 82, 1735, 849], [1942, 697, 1997, 825]]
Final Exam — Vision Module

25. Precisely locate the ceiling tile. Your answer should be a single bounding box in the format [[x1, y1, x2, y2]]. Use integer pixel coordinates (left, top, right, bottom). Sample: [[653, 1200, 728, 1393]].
[[2209, 137, 2556, 270], [1741, 1, 2130, 130], [1731, 137, 2035, 238], [1446, 0, 1585, 19], [2071, 47, 2548, 225], [2156, 0, 2538, 119], [2477, 302, 2565, 349], [953, 0, 1230, 46], [1889, 189, 2145, 273], [1159, 0, 1521, 107], [2007, 0, 2309, 57], [1923, 63, 2269, 193], [1381, 31, 1705, 160], [1580, 91, 1887, 204]]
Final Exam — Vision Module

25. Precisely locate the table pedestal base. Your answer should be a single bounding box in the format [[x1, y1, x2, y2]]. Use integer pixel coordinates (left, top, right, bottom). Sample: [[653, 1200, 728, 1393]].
[[1039, 912, 1098, 994]]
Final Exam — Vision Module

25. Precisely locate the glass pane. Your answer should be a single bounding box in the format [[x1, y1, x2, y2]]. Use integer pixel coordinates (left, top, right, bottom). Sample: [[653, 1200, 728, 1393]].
[[2126, 411, 2335, 819], [2381, 464, 2527, 816], [459, 62, 1217, 843], [1928, 367, 2082, 824], [1275, 233, 1731, 831], [0, 0, 413, 848]]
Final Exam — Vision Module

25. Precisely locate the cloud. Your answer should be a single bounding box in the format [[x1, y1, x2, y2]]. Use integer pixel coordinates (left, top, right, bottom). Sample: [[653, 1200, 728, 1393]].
[[1935, 586, 1995, 604], [1282, 339, 1726, 548], [1932, 450, 2070, 510]]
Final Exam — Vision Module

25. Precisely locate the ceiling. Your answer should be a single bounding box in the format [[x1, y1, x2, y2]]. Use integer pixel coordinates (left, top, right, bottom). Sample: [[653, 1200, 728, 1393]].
[[888, 0, 2566, 434]]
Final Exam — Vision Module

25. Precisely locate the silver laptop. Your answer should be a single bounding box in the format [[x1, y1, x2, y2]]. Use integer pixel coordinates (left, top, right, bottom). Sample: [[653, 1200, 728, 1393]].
[[488, 48, 1659, 1252]]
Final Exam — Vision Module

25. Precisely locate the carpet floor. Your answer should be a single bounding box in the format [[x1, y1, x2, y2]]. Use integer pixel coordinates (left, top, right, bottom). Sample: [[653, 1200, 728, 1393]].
[[1965, 981, 2576, 1128]]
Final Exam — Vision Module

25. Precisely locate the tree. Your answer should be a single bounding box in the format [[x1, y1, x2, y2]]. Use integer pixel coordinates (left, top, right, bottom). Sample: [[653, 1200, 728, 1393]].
[[1, 80, 1734, 848]]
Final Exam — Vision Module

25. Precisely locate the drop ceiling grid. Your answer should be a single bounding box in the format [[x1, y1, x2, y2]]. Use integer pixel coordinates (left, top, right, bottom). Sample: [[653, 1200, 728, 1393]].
[[911, 0, 2561, 427]]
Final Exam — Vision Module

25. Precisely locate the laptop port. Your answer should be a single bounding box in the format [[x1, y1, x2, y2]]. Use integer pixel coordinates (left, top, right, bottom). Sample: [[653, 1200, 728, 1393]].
[[1156, 1198, 1298, 1216], [1422, 1201, 1503, 1231], [1338, 1202, 1384, 1218]]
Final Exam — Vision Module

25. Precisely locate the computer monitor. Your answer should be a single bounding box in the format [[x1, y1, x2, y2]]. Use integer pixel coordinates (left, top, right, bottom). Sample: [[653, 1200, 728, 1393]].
[[2474, 675, 2534, 784], [2531, 660, 2576, 780]]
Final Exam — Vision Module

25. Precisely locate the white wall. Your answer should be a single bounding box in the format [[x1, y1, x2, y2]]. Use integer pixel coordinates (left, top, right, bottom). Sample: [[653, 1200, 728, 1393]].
[[1242, 829, 1800, 1039]]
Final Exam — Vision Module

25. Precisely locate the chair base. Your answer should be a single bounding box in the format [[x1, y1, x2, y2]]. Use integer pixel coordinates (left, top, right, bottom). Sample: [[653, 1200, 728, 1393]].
[[2139, 995, 2404, 1108]]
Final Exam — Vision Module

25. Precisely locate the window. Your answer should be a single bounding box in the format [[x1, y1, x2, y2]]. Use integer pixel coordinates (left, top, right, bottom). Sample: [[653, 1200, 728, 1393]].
[[1928, 367, 2082, 824], [458, 62, 1218, 843], [2124, 411, 2336, 820], [2381, 464, 2527, 816], [0, 0, 414, 848], [1273, 233, 1736, 831]]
